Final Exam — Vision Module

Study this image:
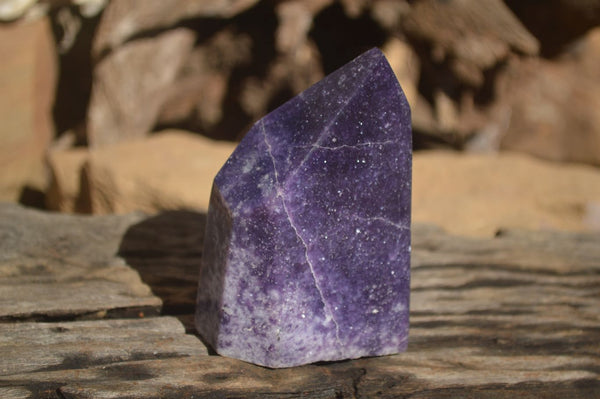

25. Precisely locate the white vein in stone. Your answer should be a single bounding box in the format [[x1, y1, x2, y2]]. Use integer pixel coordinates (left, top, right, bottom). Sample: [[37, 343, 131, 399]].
[[298, 140, 397, 152], [287, 72, 372, 183], [354, 215, 410, 231], [261, 121, 342, 346]]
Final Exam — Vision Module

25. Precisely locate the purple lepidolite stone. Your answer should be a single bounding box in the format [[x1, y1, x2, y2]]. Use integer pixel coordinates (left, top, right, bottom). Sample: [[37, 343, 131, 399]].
[[195, 48, 411, 368]]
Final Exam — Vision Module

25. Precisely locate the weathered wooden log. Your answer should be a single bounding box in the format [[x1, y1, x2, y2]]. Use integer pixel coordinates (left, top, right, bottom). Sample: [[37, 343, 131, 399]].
[[0, 204, 160, 321], [0, 317, 207, 376], [0, 204, 598, 398]]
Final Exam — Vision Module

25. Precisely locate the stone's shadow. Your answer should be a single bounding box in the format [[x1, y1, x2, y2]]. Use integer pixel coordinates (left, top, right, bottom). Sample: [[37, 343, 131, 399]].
[[118, 210, 207, 332]]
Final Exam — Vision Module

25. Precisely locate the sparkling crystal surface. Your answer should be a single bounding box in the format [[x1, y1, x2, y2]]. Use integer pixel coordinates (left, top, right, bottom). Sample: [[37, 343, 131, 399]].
[[195, 48, 412, 368]]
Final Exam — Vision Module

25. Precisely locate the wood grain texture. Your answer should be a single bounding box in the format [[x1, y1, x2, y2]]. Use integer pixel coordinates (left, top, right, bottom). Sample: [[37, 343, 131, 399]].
[[0, 205, 598, 398], [0, 204, 161, 320], [0, 317, 207, 377]]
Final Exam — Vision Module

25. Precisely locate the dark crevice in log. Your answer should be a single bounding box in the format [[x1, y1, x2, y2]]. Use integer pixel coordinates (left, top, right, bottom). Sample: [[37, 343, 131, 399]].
[[0, 306, 161, 324], [413, 263, 600, 277], [412, 278, 534, 290], [351, 368, 367, 398], [412, 279, 600, 290], [410, 309, 534, 317]]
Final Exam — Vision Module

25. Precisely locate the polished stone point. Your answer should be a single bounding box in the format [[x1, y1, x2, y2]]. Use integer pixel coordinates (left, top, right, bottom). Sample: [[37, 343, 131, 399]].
[[195, 48, 412, 368]]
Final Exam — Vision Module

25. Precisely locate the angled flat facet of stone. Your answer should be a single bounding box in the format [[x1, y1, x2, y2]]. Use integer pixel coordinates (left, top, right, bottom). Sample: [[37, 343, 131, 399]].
[[196, 48, 412, 368]]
